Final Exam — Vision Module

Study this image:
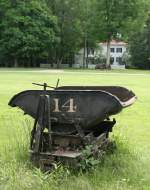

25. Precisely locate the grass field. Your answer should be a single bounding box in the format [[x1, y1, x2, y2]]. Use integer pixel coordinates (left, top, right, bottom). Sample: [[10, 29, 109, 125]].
[[0, 68, 150, 190]]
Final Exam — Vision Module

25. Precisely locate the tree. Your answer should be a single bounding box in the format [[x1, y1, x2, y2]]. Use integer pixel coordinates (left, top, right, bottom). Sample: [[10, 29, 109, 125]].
[[94, 0, 146, 68], [129, 15, 150, 69], [0, 0, 149, 68], [46, 0, 84, 68], [0, 0, 58, 67], [79, 0, 97, 68], [46, 0, 99, 68]]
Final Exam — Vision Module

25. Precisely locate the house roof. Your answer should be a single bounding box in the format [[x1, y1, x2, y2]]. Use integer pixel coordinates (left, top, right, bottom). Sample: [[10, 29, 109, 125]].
[[100, 40, 127, 46]]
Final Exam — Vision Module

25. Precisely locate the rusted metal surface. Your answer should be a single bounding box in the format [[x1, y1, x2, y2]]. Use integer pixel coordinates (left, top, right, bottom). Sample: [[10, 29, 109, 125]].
[[57, 86, 136, 102], [8, 86, 136, 132], [8, 83, 137, 171]]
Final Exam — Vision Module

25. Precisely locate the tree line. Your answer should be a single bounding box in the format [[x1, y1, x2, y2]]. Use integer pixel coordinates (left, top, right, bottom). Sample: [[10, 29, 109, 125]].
[[0, 0, 149, 69]]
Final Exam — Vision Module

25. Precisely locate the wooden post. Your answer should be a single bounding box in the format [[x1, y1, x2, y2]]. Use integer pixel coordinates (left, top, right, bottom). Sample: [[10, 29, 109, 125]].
[[45, 95, 52, 151], [33, 96, 45, 153]]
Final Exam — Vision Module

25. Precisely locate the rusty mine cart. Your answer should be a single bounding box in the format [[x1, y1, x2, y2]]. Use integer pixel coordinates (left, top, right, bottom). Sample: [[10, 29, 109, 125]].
[[9, 82, 136, 171]]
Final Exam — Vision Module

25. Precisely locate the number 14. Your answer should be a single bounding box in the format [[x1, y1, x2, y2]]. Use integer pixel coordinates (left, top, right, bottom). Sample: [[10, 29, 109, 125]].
[[53, 98, 77, 113]]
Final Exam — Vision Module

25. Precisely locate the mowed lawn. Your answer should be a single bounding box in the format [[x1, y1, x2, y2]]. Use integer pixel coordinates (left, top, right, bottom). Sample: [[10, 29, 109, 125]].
[[0, 68, 150, 190]]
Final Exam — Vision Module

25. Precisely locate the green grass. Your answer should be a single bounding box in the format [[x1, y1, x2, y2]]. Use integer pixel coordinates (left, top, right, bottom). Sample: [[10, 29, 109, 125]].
[[0, 68, 150, 190]]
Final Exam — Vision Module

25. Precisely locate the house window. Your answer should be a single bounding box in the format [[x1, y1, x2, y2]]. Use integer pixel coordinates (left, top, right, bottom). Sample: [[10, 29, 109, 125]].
[[116, 57, 122, 64], [110, 48, 115, 53], [116, 48, 122, 53], [91, 49, 95, 55], [110, 57, 114, 65], [88, 48, 94, 55]]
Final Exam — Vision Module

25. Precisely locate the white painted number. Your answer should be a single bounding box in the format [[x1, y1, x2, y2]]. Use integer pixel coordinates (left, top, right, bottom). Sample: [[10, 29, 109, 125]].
[[53, 98, 77, 113], [62, 98, 77, 113], [53, 98, 61, 112]]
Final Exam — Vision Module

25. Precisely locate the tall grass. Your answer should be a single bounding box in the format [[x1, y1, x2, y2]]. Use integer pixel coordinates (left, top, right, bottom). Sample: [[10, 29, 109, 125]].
[[0, 69, 150, 189], [0, 117, 71, 190], [60, 140, 150, 190], [0, 116, 149, 190]]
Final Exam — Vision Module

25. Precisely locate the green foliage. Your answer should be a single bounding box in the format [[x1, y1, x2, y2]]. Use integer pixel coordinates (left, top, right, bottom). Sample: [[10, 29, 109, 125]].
[[0, 0, 58, 67], [0, 0, 150, 69], [78, 145, 101, 171], [93, 0, 148, 67], [94, 0, 145, 41], [95, 46, 106, 64], [129, 15, 150, 69], [46, 0, 88, 67]]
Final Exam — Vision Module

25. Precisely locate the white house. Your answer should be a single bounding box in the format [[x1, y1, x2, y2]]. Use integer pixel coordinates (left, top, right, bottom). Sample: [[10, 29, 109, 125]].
[[74, 40, 127, 69], [100, 40, 127, 69]]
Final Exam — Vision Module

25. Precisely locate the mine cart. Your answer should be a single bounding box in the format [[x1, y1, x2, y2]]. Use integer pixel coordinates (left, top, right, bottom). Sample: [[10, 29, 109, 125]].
[[8, 83, 136, 171]]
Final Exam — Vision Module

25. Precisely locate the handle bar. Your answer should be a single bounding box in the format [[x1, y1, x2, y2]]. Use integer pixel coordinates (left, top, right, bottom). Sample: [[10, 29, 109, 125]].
[[32, 83, 55, 90], [32, 79, 60, 90]]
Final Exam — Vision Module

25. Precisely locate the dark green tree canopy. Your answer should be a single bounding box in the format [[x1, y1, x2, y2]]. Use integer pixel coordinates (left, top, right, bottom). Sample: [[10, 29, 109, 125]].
[[129, 15, 150, 69], [0, 0, 59, 66], [94, 0, 143, 40], [0, 0, 149, 68]]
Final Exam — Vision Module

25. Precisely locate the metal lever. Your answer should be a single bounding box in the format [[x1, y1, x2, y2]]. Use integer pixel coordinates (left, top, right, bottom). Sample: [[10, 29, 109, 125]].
[[32, 79, 60, 91], [56, 79, 60, 88], [32, 83, 55, 90]]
